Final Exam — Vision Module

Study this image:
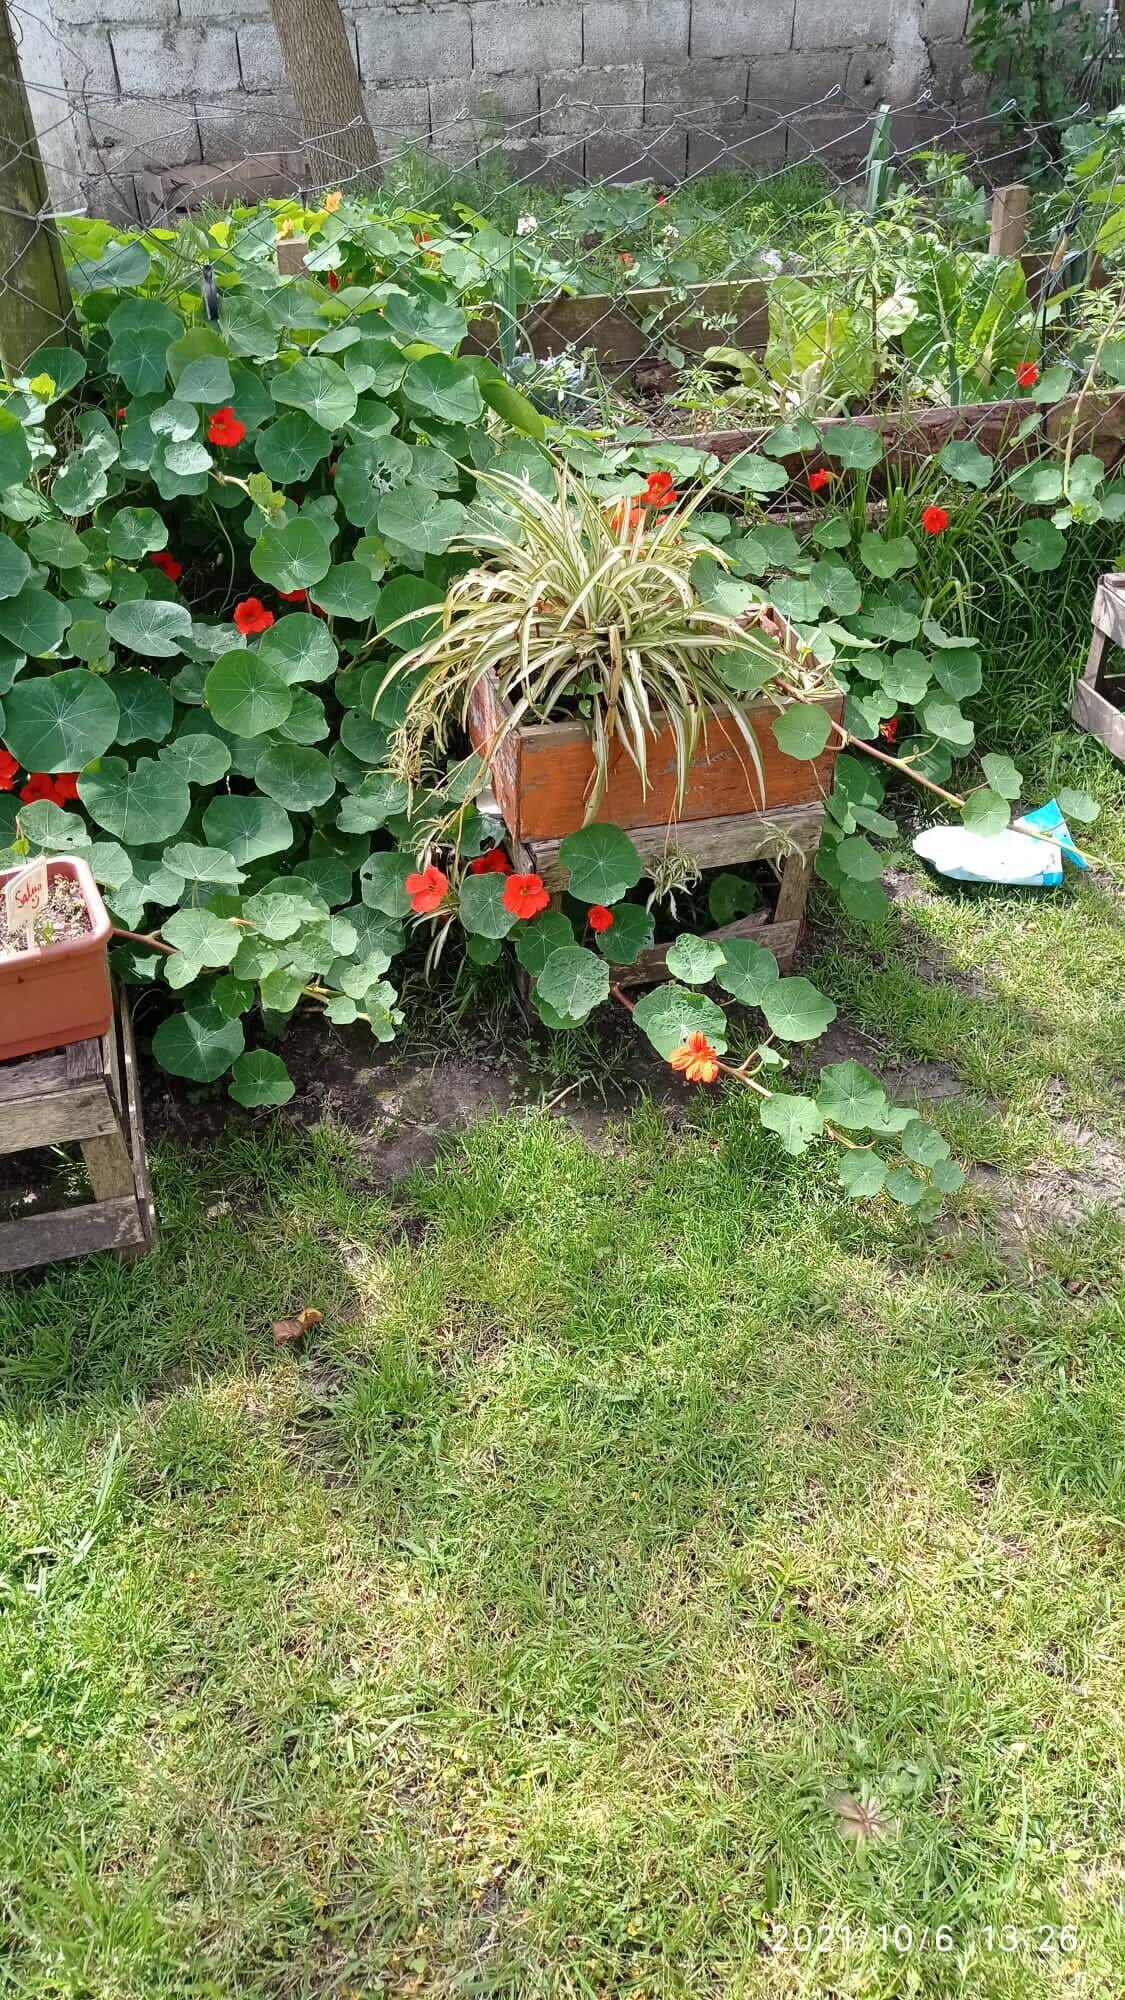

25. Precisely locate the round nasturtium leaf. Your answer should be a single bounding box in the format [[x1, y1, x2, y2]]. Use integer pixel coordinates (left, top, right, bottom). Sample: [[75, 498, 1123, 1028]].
[[837, 1148, 888, 1197], [162, 907, 241, 967], [2, 668, 119, 771], [106, 507, 169, 560], [79, 755, 190, 844], [825, 423, 883, 469], [632, 983, 729, 1060], [255, 412, 335, 485], [514, 911, 574, 977], [759, 975, 836, 1043], [258, 613, 337, 685], [0, 409, 32, 488], [558, 824, 644, 904], [202, 793, 293, 865], [773, 703, 833, 761], [535, 944, 610, 1024], [358, 850, 414, 918], [665, 934, 727, 986], [106, 669, 174, 745], [0, 533, 32, 601], [160, 731, 232, 785], [205, 651, 293, 737], [458, 873, 518, 939], [173, 355, 236, 405], [403, 353, 484, 426], [106, 598, 193, 659], [250, 518, 332, 594], [714, 937, 781, 1006], [229, 1050, 296, 1107], [938, 438, 995, 488], [962, 787, 1010, 837], [164, 842, 245, 887], [333, 436, 414, 529], [592, 902, 654, 965], [0, 586, 68, 657], [759, 1092, 824, 1156], [152, 1004, 245, 1083], [253, 741, 336, 811], [270, 356, 358, 431], [311, 563, 382, 620]]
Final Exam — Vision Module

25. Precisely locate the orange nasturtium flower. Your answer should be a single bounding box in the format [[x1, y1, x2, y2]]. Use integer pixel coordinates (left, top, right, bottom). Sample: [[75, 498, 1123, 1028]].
[[669, 1031, 721, 1084], [324, 190, 342, 213], [405, 866, 450, 915]]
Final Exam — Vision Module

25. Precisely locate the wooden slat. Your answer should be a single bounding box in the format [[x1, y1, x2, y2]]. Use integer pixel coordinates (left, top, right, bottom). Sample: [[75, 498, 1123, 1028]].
[[65, 1035, 105, 1084], [0, 1052, 67, 1102], [1072, 678, 1125, 761], [525, 803, 825, 890], [1093, 574, 1125, 650], [0, 1084, 116, 1157], [774, 844, 817, 927], [0, 1197, 144, 1274], [989, 182, 1029, 258], [81, 1130, 138, 1202], [465, 277, 774, 369], [613, 912, 802, 988]]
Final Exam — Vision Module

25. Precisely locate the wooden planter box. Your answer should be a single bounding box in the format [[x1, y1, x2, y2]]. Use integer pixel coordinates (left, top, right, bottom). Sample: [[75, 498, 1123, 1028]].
[[1, 857, 113, 1062], [1073, 571, 1125, 762], [467, 672, 843, 845]]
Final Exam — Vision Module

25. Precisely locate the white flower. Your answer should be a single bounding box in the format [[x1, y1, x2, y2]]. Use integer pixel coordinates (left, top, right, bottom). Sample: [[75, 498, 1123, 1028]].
[[662, 223, 679, 240], [516, 213, 539, 236]]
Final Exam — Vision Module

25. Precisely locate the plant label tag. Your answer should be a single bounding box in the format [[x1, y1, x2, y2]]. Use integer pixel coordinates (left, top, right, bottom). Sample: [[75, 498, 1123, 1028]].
[[4, 859, 49, 936]]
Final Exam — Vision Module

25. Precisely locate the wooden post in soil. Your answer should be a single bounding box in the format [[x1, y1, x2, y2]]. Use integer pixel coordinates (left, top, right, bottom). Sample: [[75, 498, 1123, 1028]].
[[988, 182, 1030, 259], [267, 0, 379, 194], [0, 0, 76, 374]]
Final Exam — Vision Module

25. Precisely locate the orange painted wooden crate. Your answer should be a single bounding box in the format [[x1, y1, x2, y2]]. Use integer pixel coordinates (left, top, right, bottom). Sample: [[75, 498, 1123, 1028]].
[[466, 671, 844, 844]]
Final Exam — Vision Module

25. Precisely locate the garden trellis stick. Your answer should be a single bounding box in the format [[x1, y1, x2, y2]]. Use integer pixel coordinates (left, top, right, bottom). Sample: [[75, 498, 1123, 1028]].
[[0, 0, 75, 373]]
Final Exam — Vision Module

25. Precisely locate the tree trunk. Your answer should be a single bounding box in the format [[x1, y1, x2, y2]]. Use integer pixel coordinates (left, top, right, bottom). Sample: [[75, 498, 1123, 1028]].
[[268, 0, 380, 194], [0, 0, 76, 375]]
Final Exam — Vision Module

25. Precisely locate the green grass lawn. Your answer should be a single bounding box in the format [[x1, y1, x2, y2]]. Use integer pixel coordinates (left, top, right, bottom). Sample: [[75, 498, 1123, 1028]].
[[2, 747, 1124, 2000]]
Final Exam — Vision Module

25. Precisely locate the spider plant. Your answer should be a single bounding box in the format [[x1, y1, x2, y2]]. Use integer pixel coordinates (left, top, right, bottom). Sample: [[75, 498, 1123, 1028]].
[[379, 459, 834, 822]]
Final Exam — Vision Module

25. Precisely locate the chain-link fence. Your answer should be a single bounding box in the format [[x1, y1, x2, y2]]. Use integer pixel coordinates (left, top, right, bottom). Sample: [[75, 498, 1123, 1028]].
[[4, 0, 1125, 472]]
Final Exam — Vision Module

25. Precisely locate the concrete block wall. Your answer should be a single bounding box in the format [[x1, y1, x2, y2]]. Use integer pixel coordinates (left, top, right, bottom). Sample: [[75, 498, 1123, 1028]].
[[25, 0, 993, 218]]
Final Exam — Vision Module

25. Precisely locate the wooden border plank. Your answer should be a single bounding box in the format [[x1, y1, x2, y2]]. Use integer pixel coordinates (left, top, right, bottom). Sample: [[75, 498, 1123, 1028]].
[[0, 1197, 144, 1275], [0, 1084, 116, 1157]]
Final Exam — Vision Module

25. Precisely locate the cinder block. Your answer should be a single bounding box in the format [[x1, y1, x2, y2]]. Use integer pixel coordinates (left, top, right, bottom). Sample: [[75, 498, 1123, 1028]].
[[541, 64, 644, 133], [644, 59, 747, 121], [57, 35, 117, 95], [109, 26, 240, 98], [470, 3, 581, 75], [355, 5, 471, 82], [585, 129, 687, 180], [429, 72, 540, 133], [692, 0, 795, 57], [364, 83, 432, 141], [926, 37, 987, 103], [196, 94, 303, 160], [686, 119, 788, 173], [51, 0, 177, 23], [792, 0, 889, 51], [583, 0, 688, 65], [236, 22, 289, 92], [88, 95, 203, 170], [179, 0, 267, 15], [844, 49, 893, 108], [922, 0, 970, 37], [81, 170, 143, 224], [786, 109, 881, 163], [746, 49, 847, 111]]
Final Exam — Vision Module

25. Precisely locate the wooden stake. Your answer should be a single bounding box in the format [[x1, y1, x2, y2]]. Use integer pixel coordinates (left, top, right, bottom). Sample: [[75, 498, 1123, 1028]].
[[989, 182, 1030, 260]]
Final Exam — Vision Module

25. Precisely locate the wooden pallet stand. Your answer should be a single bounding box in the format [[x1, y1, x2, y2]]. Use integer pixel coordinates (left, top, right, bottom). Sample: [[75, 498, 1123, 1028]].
[[514, 801, 824, 987], [0, 989, 157, 1275], [1073, 573, 1125, 763]]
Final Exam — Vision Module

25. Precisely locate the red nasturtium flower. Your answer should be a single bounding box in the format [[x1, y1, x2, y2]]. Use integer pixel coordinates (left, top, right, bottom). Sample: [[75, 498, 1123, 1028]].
[[327, 270, 340, 291], [588, 905, 614, 933], [620, 251, 635, 267], [922, 504, 949, 535], [233, 597, 275, 635], [19, 771, 77, 806], [116, 406, 127, 421], [0, 750, 19, 792], [1016, 360, 1040, 388], [503, 873, 551, 920], [405, 865, 449, 915], [808, 468, 835, 493], [468, 848, 513, 876], [150, 549, 183, 582], [880, 716, 900, 744], [277, 587, 308, 604], [643, 469, 678, 510], [669, 1031, 721, 1084], [207, 406, 246, 448]]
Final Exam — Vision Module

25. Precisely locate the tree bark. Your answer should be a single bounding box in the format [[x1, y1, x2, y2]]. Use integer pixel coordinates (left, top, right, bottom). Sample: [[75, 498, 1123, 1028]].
[[268, 0, 380, 194], [0, 0, 76, 374]]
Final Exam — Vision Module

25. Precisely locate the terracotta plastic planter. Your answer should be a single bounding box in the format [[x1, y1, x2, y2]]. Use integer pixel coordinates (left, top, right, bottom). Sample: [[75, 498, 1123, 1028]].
[[0, 856, 113, 1062], [467, 672, 845, 845]]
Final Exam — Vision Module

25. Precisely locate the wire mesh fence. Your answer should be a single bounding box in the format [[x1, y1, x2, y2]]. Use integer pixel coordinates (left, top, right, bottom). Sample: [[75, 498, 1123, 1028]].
[[4, 0, 1125, 479]]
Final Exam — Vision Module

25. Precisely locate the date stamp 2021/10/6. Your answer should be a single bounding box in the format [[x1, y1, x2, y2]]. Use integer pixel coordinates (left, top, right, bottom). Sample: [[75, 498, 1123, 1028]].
[[768, 1922, 1079, 1956]]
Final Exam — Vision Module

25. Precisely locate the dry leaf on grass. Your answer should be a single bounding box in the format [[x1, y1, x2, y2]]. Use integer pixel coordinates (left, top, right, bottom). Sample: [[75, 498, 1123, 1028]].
[[270, 1306, 324, 1347], [831, 1792, 895, 1843]]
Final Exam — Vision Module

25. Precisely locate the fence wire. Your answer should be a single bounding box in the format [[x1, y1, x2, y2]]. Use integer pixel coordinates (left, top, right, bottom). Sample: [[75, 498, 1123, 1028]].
[[3, 1, 1125, 480]]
